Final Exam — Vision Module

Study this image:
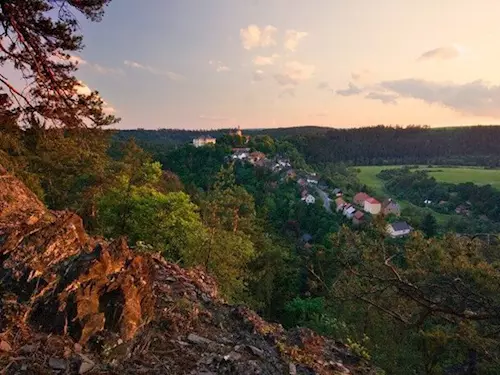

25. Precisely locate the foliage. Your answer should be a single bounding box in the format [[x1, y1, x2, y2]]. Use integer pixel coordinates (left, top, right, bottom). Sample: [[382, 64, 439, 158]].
[[325, 227, 500, 374], [97, 166, 205, 260], [0, 0, 118, 128]]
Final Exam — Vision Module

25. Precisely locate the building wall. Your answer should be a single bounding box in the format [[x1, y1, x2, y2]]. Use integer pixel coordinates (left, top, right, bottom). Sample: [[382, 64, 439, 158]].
[[364, 201, 381, 214]]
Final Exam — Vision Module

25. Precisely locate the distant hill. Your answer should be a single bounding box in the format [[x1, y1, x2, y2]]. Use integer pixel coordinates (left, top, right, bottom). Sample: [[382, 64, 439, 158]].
[[114, 125, 500, 166]]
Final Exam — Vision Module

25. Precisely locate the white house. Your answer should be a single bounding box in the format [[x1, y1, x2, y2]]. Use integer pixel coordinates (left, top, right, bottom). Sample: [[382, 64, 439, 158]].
[[302, 194, 316, 205], [364, 197, 382, 215], [306, 177, 319, 185], [343, 205, 356, 219], [231, 148, 250, 160], [386, 222, 412, 238], [193, 136, 216, 147]]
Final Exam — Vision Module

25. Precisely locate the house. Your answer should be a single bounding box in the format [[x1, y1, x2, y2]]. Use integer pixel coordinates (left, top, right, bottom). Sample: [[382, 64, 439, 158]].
[[333, 188, 343, 197], [343, 204, 356, 219], [306, 176, 319, 185], [229, 126, 250, 143], [353, 192, 370, 206], [455, 205, 471, 216], [424, 199, 432, 205], [301, 233, 313, 243], [335, 197, 346, 212], [286, 169, 297, 180], [297, 178, 307, 187], [352, 211, 365, 225], [302, 194, 316, 205], [300, 189, 309, 199], [249, 151, 266, 165], [231, 148, 250, 160], [193, 135, 216, 147], [386, 221, 412, 238], [229, 126, 243, 137], [364, 197, 382, 215], [382, 198, 401, 216]]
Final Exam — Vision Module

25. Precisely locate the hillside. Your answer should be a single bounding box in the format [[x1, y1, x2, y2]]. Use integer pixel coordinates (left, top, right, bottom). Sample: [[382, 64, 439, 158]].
[[115, 126, 500, 167], [0, 166, 375, 375]]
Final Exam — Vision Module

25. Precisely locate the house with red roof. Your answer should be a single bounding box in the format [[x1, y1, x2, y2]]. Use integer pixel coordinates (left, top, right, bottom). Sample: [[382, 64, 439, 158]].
[[353, 192, 370, 206], [364, 197, 381, 215], [352, 210, 365, 225]]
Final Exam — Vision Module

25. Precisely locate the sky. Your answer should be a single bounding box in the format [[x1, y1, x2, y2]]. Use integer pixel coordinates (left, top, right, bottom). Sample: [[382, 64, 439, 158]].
[[71, 0, 500, 129]]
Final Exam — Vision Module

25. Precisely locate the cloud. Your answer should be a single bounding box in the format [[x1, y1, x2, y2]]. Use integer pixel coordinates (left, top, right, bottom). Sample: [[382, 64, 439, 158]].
[[253, 54, 279, 66], [273, 61, 315, 86], [252, 70, 265, 82], [199, 114, 232, 122], [336, 82, 362, 96], [379, 78, 500, 117], [317, 81, 334, 93], [418, 45, 462, 61], [75, 81, 92, 96], [209, 60, 230, 72], [68, 55, 87, 65], [75, 81, 116, 113], [124, 60, 183, 80], [365, 92, 398, 104], [240, 25, 277, 50], [284, 30, 308, 52], [279, 88, 295, 98]]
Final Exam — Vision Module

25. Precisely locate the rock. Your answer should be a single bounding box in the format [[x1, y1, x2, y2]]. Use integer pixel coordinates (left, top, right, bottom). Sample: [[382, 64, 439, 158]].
[[49, 357, 67, 370], [0, 340, 12, 352], [289, 362, 297, 375], [223, 351, 242, 361], [79, 361, 95, 374], [20, 344, 37, 354], [331, 361, 350, 374], [247, 345, 265, 358], [187, 333, 212, 345]]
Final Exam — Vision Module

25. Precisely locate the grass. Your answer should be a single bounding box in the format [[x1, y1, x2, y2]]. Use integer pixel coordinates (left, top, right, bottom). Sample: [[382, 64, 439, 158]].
[[355, 165, 500, 190], [353, 165, 500, 226]]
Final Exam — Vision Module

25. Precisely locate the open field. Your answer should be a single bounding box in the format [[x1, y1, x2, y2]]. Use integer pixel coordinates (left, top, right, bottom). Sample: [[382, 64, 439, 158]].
[[355, 166, 500, 191], [354, 165, 500, 226]]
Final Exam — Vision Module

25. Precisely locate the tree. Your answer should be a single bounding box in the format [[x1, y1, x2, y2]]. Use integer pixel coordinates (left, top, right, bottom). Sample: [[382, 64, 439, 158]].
[[98, 182, 206, 260], [0, 0, 118, 128], [325, 227, 500, 374], [184, 164, 256, 301], [421, 212, 438, 237]]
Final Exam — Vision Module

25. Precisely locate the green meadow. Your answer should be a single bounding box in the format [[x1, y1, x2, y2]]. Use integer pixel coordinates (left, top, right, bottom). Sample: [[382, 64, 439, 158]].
[[356, 166, 500, 192]]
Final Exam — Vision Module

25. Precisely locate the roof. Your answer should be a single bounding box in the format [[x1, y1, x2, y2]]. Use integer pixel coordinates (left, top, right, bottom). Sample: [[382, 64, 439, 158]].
[[335, 197, 346, 205], [390, 222, 411, 231], [250, 151, 265, 158], [333, 188, 342, 193], [353, 211, 365, 220], [354, 192, 370, 201], [365, 197, 380, 205], [345, 206, 356, 214], [195, 135, 216, 140], [301, 234, 313, 242]]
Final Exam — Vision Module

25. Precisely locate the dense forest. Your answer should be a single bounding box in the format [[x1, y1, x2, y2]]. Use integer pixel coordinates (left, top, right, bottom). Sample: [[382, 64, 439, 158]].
[[116, 125, 500, 166]]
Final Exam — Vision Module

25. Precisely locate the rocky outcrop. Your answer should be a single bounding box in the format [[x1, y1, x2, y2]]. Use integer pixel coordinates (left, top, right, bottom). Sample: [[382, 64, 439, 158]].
[[0, 167, 377, 374]]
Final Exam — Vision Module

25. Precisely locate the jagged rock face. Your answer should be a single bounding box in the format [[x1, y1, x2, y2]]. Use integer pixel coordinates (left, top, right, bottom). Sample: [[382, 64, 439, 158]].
[[0, 167, 377, 374]]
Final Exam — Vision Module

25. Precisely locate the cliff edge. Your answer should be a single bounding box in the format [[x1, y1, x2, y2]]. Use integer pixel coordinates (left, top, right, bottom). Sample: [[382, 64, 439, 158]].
[[0, 166, 376, 374]]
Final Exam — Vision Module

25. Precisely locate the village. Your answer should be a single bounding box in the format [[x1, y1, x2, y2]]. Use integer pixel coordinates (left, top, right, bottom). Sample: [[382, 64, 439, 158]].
[[193, 130, 413, 239]]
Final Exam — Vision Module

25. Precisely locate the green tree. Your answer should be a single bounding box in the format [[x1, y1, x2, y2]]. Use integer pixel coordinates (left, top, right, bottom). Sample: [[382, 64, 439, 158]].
[[326, 227, 500, 374], [421, 212, 438, 237], [185, 164, 256, 301], [98, 180, 205, 260]]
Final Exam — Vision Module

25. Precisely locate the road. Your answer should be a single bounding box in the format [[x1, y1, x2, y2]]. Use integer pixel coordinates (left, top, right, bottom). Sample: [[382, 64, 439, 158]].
[[316, 188, 332, 213]]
